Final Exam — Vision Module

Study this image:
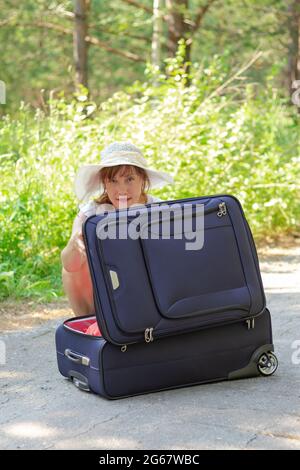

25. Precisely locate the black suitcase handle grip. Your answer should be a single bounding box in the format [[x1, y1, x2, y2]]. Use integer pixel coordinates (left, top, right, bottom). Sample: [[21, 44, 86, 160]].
[[64, 349, 90, 366]]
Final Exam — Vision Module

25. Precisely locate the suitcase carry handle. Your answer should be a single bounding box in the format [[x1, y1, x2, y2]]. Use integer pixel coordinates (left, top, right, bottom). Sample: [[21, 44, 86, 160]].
[[64, 349, 90, 366]]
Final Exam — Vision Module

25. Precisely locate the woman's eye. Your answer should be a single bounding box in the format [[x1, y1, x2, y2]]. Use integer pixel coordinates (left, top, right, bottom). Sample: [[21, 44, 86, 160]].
[[110, 177, 134, 183]]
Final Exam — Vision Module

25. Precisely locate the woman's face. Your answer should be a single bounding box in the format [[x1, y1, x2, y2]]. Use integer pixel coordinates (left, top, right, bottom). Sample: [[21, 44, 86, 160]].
[[104, 167, 145, 209]]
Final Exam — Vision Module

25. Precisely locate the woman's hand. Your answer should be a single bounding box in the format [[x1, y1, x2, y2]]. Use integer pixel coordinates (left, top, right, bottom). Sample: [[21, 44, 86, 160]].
[[61, 213, 88, 272], [61, 229, 87, 272], [70, 230, 86, 256]]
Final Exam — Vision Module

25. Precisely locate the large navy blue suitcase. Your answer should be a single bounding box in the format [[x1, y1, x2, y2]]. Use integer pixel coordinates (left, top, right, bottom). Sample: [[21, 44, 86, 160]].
[[55, 194, 278, 399]]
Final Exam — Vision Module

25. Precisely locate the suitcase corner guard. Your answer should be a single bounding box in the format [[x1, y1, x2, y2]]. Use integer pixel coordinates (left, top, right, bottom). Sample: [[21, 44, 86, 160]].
[[68, 371, 90, 392], [228, 344, 278, 380]]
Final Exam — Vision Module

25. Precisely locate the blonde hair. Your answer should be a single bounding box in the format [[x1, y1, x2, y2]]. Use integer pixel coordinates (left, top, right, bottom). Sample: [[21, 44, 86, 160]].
[[93, 164, 151, 205]]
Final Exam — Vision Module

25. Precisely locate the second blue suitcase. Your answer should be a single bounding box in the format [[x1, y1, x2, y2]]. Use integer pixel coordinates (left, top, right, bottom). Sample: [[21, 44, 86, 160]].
[[56, 308, 276, 399]]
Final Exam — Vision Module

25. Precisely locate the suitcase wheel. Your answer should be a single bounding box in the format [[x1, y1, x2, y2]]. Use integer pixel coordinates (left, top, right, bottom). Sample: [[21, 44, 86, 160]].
[[257, 351, 278, 376]]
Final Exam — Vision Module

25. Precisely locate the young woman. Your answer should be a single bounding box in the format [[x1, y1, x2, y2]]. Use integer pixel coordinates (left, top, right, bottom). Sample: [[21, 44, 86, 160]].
[[61, 141, 174, 317]]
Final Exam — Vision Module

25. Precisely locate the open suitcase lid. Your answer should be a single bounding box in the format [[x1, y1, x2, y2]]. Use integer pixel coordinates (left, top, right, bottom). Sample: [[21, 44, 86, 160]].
[[82, 194, 266, 346]]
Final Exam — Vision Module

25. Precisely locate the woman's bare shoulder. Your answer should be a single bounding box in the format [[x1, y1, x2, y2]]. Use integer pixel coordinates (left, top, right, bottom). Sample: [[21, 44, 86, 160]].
[[78, 200, 97, 218]]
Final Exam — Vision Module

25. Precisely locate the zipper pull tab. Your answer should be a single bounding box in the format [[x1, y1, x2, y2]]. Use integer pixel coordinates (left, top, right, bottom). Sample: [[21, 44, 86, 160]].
[[217, 202, 227, 217], [149, 327, 154, 342], [246, 317, 255, 330], [144, 327, 154, 343]]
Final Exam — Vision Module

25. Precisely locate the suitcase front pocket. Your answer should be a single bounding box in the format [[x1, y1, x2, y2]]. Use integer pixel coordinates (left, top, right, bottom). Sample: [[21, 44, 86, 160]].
[[140, 204, 251, 321]]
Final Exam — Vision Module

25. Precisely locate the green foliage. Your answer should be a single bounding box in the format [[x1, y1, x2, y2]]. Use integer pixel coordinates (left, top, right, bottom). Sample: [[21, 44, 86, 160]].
[[0, 52, 299, 301], [0, 0, 292, 114]]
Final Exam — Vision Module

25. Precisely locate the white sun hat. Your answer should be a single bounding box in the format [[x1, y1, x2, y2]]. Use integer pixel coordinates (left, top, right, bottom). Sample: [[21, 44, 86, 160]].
[[74, 141, 174, 202]]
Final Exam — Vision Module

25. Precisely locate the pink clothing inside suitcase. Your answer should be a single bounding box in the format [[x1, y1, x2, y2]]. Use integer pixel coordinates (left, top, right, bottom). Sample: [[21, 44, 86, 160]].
[[65, 317, 102, 337]]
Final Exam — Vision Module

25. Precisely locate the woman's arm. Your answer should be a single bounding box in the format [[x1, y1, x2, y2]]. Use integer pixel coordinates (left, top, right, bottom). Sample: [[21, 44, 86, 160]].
[[61, 212, 87, 272]]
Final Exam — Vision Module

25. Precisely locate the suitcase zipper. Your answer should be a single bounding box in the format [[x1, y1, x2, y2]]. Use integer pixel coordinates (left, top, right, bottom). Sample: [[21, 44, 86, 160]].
[[147, 312, 260, 343], [116, 314, 256, 351], [166, 201, 227, 221], [121, 328, 154, 350], [121, 314, 253, 348]]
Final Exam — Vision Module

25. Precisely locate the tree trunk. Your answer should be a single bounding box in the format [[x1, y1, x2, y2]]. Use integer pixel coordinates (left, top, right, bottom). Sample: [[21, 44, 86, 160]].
[[152, 0, 163, 69], [165, 0, 189, 57], [73, 0, 90, 91], [287, 0, 300, 102], [165, 0, 192, 85], [0, 80, 6, 105]]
